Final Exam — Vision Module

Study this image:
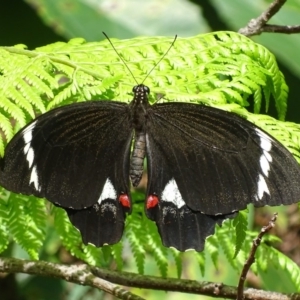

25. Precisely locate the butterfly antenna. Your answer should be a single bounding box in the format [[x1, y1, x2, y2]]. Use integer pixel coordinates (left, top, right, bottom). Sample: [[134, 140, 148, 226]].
[[103, 32, 177, 85], [103, 32, 139, 85], [142, 35, 177, 85]]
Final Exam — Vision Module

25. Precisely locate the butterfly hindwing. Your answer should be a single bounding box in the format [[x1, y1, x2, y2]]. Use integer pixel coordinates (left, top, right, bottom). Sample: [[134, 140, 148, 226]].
[[0, 101, 133, 245], [65, 196, 127, 246], [147, 198, 237, 251]]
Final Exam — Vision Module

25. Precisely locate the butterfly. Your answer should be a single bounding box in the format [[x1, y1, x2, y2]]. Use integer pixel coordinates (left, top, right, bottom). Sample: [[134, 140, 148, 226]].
[[1, 37, 300, 252]]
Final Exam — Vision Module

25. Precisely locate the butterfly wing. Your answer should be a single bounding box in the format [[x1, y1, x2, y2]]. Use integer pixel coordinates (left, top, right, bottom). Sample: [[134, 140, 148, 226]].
[[148, 199, 237, 251], [0, 101, 133, 246], [145, 103, 300, 250]]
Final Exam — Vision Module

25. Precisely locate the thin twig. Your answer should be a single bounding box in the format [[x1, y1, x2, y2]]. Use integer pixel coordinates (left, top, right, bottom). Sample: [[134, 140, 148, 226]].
[[238, 0, 300, 36], [260, 24, 300, 34], [236, 213, 278, 300]]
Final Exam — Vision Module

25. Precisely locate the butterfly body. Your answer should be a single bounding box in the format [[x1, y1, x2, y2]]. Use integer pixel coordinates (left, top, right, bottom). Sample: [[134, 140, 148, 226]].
[[1, 83, 300, 251], [129, 84, 150, 187]]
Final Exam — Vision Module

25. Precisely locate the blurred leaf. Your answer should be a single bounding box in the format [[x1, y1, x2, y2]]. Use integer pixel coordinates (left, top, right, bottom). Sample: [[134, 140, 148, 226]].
[[25, 0, 210, 40], [211, 0, 300, 78]]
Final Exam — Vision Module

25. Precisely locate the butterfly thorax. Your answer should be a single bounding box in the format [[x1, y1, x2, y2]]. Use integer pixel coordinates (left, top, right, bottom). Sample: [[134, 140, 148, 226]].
[[129, 84, 150, 187], [130, 84, 150, 129]]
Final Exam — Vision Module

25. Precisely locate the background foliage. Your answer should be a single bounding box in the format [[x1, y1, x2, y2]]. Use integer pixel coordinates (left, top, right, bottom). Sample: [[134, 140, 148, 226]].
[[0, 1, 300, 299]]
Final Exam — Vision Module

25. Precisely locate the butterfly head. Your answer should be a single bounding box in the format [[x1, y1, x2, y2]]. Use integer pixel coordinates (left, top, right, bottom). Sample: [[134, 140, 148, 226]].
[[132, 84, 150, 105]]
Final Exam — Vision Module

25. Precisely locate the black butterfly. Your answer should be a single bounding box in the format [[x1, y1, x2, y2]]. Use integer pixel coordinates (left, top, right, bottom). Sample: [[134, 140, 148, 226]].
[[1, 80, 300, 251], [2, 31, 300, 252]]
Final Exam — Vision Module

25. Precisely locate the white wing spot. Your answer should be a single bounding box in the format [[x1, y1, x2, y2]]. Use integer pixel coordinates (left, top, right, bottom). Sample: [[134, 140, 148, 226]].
[[22, 121, 41, 191], [23, 127, 33, 143], [98, 178, 117, 204], [26, 148, 35, 168], [161, 178, 185, 208], [255, 129, 273, 200], [260, 155, 270, 177], [30, 165, 41, 191], [260, 136, 272, 151], [23, 121, 37, 169], [257, 174, 270, 199], [264, 151, 273, 163]]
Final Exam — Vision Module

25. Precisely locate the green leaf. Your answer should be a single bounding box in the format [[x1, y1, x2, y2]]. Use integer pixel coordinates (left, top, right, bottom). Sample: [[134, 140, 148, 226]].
[[25, 0, 208, 40], [233, 210, 248, 258]]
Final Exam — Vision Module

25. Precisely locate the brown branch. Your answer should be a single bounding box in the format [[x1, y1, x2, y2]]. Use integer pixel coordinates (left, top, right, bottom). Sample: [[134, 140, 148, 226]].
[[92, 264, 300, 300], [236, 213, 278, 300], [1, 255, 300, 299], [238, 0, 300, 36], [0, 258, 144, 300], [260, 24, 300, 34]]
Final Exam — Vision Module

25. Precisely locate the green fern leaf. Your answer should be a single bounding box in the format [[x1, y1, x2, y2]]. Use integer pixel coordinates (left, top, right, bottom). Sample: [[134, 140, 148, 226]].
[[7, 194, 46, 259], [142, 216, 169, 277], [196, 251, 206, 276], [205, 235, 219, 270], [170, 248, 183, 278], [126, 213, 146, 274], [148, 239, 169, 278], [258, 244, 300, 291], [0, 190, 10, 253], [253, 87, 263, 114], [52, 206, 87, 261], [233, 210, 248, 258], [216, 222, 239, 270], [83, 244, 104, 267], [111, 242, 124, 271]]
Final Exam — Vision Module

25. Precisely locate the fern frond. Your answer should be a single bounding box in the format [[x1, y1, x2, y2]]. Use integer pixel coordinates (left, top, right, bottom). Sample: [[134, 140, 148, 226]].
[[196, 251, 206, 276], [233, 210, 248, 258], [6, 193, 46, 259], [253, 87, 263, 114], [125, 213, 146, 274], [257, 243, 300, 291], [0, 31, 288, 140], [0, 114, 13, 156], [273, 250, 300, 291], [205, 235, 219, 270], [0, 95, 27, 130], [52, 206, 87, 261], [170, 248, 183, 278], [110, 242, 123, 271], [142, 216, 169, 277], [216, 222, 239, 270], [82, 244, 103, 267], [147, 237, 169, 278], [0, 190, 10, 252]]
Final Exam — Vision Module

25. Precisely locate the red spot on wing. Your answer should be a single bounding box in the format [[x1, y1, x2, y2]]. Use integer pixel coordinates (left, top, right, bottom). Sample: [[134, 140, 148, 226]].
[[147, 195, 159, 209], [119, 194, 130, 208]]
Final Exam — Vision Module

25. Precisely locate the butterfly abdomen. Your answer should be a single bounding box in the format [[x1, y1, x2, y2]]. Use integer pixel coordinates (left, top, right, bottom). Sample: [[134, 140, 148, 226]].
[[130, 131, 146, 187]]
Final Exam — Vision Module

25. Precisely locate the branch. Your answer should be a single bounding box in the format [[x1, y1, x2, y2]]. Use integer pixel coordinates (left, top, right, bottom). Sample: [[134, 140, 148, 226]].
[[237, 213, 278, 300], [238, 0, 300, 36], [0, 257, 143, 300], [1, 257, 300, 300]]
